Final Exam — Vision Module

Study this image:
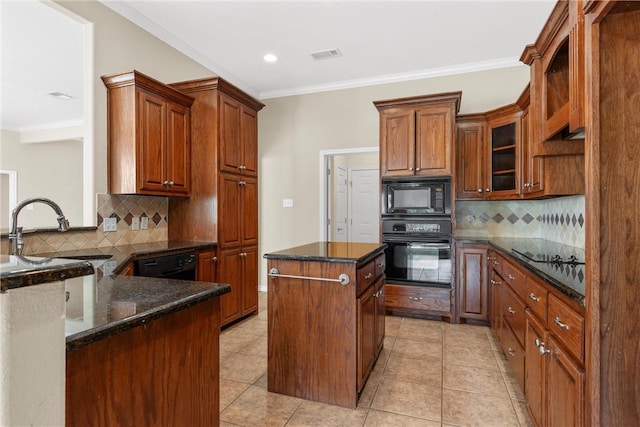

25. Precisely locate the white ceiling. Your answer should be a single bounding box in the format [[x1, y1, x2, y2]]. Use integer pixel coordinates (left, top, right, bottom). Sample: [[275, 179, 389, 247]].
[[1, 0, 557, 130], [0, 0, 84, 132]]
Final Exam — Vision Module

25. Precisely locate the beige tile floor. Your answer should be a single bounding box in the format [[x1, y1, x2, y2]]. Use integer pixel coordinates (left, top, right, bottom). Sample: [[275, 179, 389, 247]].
[[219, 292, 533, 427]]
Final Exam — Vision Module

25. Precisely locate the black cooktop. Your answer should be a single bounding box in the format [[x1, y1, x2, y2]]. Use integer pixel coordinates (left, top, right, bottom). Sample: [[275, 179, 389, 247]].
[[510, 238, 585, 265]]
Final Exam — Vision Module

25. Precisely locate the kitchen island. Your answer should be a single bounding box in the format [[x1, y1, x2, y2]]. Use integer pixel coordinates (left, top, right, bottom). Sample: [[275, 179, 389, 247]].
[[65, 273, 229, 427], [264, 241, 386, 408]]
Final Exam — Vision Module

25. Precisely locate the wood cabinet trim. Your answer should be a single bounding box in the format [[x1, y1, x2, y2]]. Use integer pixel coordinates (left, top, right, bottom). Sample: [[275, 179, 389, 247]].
[[373, 91, 462, 112], [102, 70, 194, 107], [170, 76, 264, 111]]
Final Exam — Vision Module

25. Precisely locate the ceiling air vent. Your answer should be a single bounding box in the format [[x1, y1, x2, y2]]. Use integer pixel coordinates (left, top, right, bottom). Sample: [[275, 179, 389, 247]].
[[310, 48, 342, 60]]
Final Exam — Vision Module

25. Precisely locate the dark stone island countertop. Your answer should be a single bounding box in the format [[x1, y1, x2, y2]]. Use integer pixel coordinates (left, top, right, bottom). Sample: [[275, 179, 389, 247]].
[[264, 241, 386, 265], [4, 240, 229, 351], [64, 274, 229, 351], [455, 236, 586, 306]]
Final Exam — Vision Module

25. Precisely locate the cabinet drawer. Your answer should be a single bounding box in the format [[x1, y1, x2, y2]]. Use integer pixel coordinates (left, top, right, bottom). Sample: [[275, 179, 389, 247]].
[[501, 322, 525, 391], [502, 261, 527, 300], [502, 283, 526, 347], [374, 253, 386, 278], [548, 294, 584, 363], [385, 284, 451, 314], [357, 260, 377, 296], [524, 276, 548, 323]]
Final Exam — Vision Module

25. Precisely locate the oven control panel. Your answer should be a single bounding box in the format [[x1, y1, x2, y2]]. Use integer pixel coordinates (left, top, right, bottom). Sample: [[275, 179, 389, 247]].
[[405, 223, 441, 233]]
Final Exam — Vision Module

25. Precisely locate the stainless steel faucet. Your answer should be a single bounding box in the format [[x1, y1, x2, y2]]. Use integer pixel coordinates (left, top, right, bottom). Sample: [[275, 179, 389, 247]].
[[8, 197, 70, 255]]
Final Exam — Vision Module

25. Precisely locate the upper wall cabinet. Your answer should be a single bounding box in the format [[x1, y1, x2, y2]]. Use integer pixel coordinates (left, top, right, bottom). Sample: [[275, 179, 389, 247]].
[[521, 0, 585, 156], [374, 92, 461, 178], [102, 70, 194, 196]]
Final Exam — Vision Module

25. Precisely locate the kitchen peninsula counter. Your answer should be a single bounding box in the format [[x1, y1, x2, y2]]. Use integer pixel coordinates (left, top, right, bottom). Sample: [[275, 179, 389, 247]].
[[264, 241, 386, 408]]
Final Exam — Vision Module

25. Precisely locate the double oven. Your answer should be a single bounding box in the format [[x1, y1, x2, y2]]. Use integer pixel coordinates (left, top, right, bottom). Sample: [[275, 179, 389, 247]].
[[381, 178, 452, 288]]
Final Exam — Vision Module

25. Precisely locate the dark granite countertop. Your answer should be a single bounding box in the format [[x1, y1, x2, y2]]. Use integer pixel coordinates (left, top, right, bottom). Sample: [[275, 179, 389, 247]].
[[0, 255, 94, 292], [30, 240, 225, 351], [65, 274, 230, 351], [36, 240, 217, 276], [455, 236, 586, 306], [264, 241, 386, 265]]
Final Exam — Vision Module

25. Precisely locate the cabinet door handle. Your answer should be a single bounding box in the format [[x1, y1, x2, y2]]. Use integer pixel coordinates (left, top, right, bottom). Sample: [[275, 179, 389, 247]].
[[507, 274, 515, 280], [553, 317, 570, 330], [528, 293, 541, 302], [535, 338, 550, 355], [415, 167, 421, 171], [477, 188, 483, 193], [168, 181, 174, 186], [163, 180, 170, 185], [239, 181, 247, 186], [212, 256, 217, 262], [409, 167, 414, 171], [364, 272, 373, 279], [377, 263, 385, 269], [507, 307, 516, 314], [408, 296, 423, 301], [486, 188, 491, 192], [238, 165, 247, 170], [507, 347, 516, 357]]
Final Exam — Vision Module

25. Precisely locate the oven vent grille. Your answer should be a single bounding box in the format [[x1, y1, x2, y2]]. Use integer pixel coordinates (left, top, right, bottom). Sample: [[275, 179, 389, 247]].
[[310, 48, 342, 60]]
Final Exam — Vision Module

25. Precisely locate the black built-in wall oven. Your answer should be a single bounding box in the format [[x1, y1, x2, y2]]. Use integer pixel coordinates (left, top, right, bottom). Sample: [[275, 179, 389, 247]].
[[381, 177, 452, 287]]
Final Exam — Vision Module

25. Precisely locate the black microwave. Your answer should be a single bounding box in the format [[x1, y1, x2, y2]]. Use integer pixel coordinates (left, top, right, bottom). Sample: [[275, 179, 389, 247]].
[[381, 178, 451, 216]]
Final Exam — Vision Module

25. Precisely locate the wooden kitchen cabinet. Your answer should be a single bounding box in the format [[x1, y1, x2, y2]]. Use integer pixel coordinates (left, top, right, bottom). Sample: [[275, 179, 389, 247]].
[[521, 0, 585, 156], [217, 246, 258, 325], [168, 77, 264, 327], [525, 309, 547, 427], [374, 92, 461, 178], [485, 105, 522, 199], [102, 70, 194, 197], [219, 93, 258, 177], [455, 115, 487, 200], [218, 174, 258, 248], [456, 244, 488, 322], [197, 249, 217, 282]]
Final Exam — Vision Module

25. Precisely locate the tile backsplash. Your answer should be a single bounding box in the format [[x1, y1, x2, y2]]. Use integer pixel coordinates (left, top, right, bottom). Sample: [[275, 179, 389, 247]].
[[1, 194, 169, 255], [455, 195, 585, 248]]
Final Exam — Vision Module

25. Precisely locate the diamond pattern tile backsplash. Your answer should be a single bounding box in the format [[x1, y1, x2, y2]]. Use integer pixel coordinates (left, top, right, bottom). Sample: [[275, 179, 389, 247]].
[[1, 194, 169, 255], [455, 195, 585, 248]]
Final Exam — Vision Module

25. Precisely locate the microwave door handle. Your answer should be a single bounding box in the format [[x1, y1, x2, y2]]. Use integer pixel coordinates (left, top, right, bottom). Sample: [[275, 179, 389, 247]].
[[410, 243, 451, 249]]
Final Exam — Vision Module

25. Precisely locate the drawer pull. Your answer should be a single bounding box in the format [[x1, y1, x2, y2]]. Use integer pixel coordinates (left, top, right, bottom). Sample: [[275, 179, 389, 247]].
[[408, 297, 423, 301], [508, 274, 515, 280], [553, 317, 570, 330], [507, 347, 516, 357], [377, 263, 385, 269], [507, 307, 516, 314], [365, 272, 373, 279], [528, 293, 541, 302]]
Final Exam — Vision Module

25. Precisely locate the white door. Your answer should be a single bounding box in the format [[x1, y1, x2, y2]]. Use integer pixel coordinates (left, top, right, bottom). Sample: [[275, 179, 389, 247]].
[[349, 168, 379, 243], [334, 166, 348, 242]]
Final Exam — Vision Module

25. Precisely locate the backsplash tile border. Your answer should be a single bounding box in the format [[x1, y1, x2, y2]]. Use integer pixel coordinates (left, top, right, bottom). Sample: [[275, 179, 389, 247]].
[[455, 195, 585, 248], [0, 194, 169, 255]]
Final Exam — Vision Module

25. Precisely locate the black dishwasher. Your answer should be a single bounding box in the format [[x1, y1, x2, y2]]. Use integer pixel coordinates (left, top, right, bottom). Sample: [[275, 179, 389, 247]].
[[134, 251, 197, 281]]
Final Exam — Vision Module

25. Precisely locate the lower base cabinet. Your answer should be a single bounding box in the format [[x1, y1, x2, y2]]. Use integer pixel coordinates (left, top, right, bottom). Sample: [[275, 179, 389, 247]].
[[358, 277, 385, 391], [526, 308, 585, 427], [218, 246, 258, 326]]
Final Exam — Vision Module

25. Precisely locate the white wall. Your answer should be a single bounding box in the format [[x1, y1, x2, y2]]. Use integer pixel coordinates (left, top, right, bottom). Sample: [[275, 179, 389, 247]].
[[258, 66, 530, 286], [0, 129, 83, 231]]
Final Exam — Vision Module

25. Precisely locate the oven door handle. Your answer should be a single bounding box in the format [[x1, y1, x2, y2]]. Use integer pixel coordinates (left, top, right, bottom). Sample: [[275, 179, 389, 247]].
[[383, 236, 450, 246], [408, 243, 451, 249]]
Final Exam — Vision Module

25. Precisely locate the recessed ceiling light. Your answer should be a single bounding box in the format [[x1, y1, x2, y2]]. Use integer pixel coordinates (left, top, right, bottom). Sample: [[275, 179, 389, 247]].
[[48, 91, 74, 100], [263, 53, 278, 63]]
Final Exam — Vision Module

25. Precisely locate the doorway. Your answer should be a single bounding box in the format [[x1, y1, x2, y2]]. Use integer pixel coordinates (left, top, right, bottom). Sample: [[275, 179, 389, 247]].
[[319, 147, 379, 243]]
